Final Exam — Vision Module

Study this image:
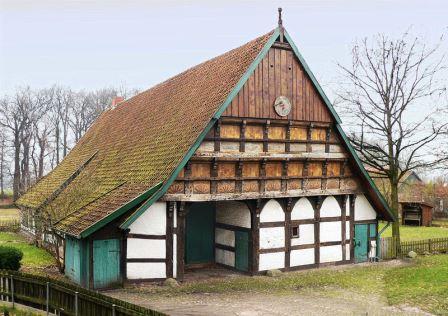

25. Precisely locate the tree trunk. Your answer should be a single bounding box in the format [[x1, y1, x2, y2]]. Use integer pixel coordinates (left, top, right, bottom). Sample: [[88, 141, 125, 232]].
[[13, 132, 21, 201], [55, 124, 60, 165], [390, 181, 401, 240]]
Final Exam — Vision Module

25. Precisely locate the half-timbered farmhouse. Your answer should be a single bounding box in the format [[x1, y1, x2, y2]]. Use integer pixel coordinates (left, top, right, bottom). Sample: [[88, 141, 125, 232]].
[[17, 18, 395, 289]]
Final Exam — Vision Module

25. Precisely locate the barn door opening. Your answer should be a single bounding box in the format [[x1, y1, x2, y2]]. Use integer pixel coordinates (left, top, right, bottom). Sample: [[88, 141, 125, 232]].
[[185, 202, 215, 266], [93, 239, 121, 288]]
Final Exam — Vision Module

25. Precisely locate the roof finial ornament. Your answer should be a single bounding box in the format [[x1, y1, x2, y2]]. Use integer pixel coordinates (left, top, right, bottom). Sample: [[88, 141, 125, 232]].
[[278, 7, 284, 42]]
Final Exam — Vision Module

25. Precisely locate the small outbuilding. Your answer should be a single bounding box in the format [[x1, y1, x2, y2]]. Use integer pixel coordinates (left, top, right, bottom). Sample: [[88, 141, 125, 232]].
[[400, 201, 433, 227]]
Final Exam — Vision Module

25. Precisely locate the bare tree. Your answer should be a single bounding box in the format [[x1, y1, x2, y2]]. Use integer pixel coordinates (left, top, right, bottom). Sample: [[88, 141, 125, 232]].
[[0, 129, 8, 199], [337, 31, 448, 240]]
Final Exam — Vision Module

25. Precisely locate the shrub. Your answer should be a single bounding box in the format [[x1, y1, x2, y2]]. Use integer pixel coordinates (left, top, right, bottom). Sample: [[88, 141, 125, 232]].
[[0, 246, 23, 270]]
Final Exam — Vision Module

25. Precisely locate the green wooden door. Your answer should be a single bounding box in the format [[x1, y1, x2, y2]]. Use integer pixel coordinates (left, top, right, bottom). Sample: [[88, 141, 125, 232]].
[[235, 231, 249, 272], [93, 239, 120, 288], [185, 203, 215, 265], [65, 237, 81, 284], [354, 224, 369, 263]]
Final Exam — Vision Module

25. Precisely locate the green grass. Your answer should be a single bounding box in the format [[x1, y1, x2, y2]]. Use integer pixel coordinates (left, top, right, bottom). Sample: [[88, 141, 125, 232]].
[[386, 255, 448, 315], [379, 222, 448, 241], [1, 305, 43, 315], [0, 232, 56, 270]]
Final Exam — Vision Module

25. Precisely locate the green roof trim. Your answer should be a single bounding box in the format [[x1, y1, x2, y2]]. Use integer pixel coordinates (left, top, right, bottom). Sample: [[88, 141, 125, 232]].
[[79, 182, 163, 238], [119, 28, 281, 230], [335, 124, 396, 221]]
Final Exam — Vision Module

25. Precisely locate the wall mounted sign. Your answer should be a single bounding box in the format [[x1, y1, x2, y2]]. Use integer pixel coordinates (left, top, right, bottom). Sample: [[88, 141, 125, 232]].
[[273, 96, 292, 117]]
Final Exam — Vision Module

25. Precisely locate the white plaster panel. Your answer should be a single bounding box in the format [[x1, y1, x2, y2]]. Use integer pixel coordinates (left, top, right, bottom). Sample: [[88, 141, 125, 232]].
[[354, 194, 377, 221], [259, 252, 285, 271], [215, 249, 235, 267], [260, 227, 285, 249], [216, 201, 251, 228], [173, 205, 177, 228], [320, 196, 341, 217], [345, 244, 350, 260], [291, 197, 314, 220], [127, 239, 165, 259], [126, 262, 166, 279], [346, 222, 350, 240], [290, 224, 314, 246], [320, 222, 342, 242], [320, 245, 343, 263], [215, 228, 235, 247], [260, 199, 284, 222], [290, 248, 315, 266], [345, 196, 350, 216], [173, 234, 177, 278], [129, 202, 166, 235], [369, 240, 377, 259]]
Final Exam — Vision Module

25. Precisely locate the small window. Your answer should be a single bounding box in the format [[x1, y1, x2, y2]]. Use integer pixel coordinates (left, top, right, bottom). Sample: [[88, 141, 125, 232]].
[[291, 226, 300, 238]]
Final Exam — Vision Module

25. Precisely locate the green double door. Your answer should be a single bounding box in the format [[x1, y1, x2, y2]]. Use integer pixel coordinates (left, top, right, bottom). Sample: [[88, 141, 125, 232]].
[[93, 239, 120, 288], [185, 203, 215, 265], [354, 223, 377, 263]]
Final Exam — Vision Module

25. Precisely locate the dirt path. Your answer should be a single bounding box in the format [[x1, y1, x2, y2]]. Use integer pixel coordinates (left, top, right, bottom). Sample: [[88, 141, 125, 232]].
[[107, 289, 431, 316]]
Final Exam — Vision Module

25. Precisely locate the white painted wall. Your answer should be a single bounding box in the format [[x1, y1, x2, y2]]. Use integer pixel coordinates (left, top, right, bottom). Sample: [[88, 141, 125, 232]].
[[291, 197, 314, 220], [173, 234, 177, 278], [320, 245, 343, 263], [259, 252, 285, 271], [126, 201, 167, 280], [127, 262, 166, 279], [215, 228, 235, 247], [345, 244, 350, 260], [129, 202, 166, 235], [216, 248, 235, 267], [127, 239, 165, 259], [354, 194, 377, 221], [346, 222, 350, 241], [216, 201, 251, 228], [260, 199, 284, 222], [320, 196, 341, 217], [290, 248, 315, 266], [260, 227, 285, 249], [320, 222, 342, 242], [290, 224, 314, 246], [346, 196, 350, 216]]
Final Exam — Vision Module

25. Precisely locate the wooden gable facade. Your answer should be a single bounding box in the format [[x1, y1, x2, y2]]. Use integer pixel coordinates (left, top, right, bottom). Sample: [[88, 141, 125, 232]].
[[122, 34, 391, 285], [20, 26, 394, 289]]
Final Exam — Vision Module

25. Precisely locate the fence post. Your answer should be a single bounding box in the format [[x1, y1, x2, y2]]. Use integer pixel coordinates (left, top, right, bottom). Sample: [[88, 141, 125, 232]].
[[46, 281, 50, 315], [75, 291, 79, 316], [429, 239, 432, 253], [10, 275, 14, 308], [112, 303, 116, 316]]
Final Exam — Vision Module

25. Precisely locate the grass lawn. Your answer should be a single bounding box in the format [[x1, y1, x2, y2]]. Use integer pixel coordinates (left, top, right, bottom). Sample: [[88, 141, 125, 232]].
[[379, 222, 448, 240], [0, 232, 56, 272], [130, 255, 448, 315]]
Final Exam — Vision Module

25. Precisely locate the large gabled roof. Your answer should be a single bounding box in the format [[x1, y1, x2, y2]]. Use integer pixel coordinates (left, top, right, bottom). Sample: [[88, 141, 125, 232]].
[[17, 29, 275, 237], [17, 26, 395, 238]]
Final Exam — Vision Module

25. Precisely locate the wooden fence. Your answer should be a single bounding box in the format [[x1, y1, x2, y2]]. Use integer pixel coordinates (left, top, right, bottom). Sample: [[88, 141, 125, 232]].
[[0, 219, 20, 232], [379, 237, 448, 259], [0, 270, 166, 316]]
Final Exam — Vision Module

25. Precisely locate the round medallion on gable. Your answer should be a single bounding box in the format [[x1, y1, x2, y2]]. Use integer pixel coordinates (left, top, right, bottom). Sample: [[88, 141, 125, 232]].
[[273, 96, 292, 117]]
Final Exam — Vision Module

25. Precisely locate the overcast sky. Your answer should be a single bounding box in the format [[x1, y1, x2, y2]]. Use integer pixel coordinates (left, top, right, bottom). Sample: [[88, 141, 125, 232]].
[[1, 0, 447, 101]]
